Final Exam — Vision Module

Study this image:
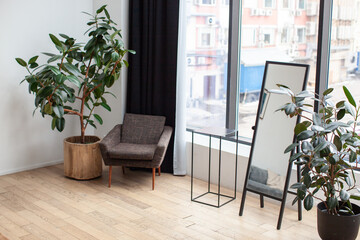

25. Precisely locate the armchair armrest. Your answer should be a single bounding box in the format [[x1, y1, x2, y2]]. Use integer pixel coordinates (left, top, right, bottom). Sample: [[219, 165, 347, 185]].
[[153, 126, 173, 166], [99, 124, 122, 159]]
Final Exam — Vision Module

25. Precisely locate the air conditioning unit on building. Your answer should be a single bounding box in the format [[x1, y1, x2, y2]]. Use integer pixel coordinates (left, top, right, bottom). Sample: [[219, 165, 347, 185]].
[[306, 2, 318, 16], [206, 16, 216, 25], [306, 22, 316, 35], [265, 10, 272, 16], [193, 0, 200, 5], [296, 10, 302, 16], [259, 9, 266, 16], [250, 8, 259, 16], [187, 57, 196, 66], [197, 57, 206, 65], [290, 10, 295, 16]]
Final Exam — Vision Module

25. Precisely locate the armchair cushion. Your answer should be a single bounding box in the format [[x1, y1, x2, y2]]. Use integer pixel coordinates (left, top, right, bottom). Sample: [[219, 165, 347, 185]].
[[108, 143, 157, 160], [121, 113, 166, 144]]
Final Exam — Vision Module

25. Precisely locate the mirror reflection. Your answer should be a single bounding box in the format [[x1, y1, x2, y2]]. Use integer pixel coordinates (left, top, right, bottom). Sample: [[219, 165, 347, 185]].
[[247, 62, 309, 197]]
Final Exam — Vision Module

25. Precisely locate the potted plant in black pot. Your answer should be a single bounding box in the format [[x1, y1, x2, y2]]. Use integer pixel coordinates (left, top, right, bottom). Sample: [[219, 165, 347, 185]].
[[16, 5, 134, 180], [272, 85, 360, 240]]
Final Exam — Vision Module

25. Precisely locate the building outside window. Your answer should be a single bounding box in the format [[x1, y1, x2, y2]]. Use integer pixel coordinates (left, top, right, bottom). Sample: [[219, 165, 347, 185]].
[[264, 0, 274, 8], [297, 27, 306, 43], [283, 0, 289, 8], [183, 0, 360, 143], [298, 0, 306, 9]]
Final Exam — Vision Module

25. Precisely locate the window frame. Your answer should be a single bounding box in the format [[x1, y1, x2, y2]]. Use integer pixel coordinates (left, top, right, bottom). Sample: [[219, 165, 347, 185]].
[[186, 0, 334, 146]]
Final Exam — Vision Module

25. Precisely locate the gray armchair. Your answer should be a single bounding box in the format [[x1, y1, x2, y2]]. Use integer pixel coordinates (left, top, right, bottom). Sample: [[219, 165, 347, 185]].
[[99, 113, 173, 190]]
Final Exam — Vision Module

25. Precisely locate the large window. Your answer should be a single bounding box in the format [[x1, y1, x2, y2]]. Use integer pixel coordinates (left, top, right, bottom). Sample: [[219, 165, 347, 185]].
[[237, 0, 320, 139], [184, 0, 353, 144], [185, 0, 229, 128], [328, 0, 360, 106]]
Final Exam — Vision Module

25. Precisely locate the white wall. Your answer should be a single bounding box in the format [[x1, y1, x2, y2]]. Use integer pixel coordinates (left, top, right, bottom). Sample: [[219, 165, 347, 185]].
[[0, 0, 93, 175], [0, 0, 129, 176]]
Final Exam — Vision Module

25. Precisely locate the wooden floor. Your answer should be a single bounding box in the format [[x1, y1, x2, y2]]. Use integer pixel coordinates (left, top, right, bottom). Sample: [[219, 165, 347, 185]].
[[0, 164, 355, 240]]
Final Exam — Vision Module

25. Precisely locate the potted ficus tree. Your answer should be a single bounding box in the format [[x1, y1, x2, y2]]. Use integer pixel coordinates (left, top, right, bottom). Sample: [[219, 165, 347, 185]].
[[273, 85, 360, 240], [16, 5, 134, 180]]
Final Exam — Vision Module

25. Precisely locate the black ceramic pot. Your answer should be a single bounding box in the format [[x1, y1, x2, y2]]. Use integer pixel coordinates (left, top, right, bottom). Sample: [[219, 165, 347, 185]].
[[317, 202, 360, 240]]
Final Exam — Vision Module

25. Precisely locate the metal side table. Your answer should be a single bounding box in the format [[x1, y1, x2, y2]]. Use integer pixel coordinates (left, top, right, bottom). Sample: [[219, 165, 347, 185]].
[[191, 127, 238, 208]]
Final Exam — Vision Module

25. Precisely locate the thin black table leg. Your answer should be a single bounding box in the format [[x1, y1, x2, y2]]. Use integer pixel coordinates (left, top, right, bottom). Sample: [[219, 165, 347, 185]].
[[191, 131, 194, 200], [208, 135, 212, 192], [218, 136, 222, 207]]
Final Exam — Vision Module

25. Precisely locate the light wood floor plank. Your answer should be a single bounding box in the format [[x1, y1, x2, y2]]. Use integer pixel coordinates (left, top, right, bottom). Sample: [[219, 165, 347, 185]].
[[0, 164, 358, 240]]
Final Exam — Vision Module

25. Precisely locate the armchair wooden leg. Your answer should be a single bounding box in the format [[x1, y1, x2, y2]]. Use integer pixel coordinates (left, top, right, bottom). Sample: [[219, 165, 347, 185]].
[[158, 167, 161, 176], [152, 168, 155, 190], [108, 166, 112, 188], [122, 166, 125, 174]]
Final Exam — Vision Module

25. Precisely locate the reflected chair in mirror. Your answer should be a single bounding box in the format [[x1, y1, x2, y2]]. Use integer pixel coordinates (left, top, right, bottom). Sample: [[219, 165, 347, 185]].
[[99, 113, 173, 190]]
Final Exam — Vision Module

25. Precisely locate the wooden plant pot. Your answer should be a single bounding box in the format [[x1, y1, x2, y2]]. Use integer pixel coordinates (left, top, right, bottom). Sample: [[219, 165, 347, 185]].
[[64, 136, 102, 180]]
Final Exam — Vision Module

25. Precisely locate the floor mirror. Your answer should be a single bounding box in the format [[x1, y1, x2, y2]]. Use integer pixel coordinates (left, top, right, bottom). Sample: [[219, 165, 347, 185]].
[[239, 61, 309, 229]]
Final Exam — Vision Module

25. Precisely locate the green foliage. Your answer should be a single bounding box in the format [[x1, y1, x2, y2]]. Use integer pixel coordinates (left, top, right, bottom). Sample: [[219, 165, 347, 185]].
[[272, 86, 360, 215], [16, 5, 135, 143]]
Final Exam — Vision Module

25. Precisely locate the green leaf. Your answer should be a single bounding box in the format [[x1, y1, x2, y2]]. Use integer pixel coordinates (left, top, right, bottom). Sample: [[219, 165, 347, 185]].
[[111, 52, 120, 61], [297, 188, 306, 200], [37, 86, 54, 98], [290, 152, 303, 162], [291, 182, 305, 189], [320, 165, 329, 173], [327, 197, 337, 210], [110, 29, 121, 40], [52, 105, 64, 118], [313, 141, 328, 153], [333, 135, 342, 151], [42, 52, 56, 57], [62, 63, 81, 76], [51, 118, 56, 130], [344, 102, 356, 117], [55, 117, 65, 132], [44, 104, 53, 115], [48, 66, 61, 75], [329, 154, 340, 165], [123, 59, 129, 68], [29, 63, 39, 69], [343, 86, 356, 107], [15, 58, 27, 67], [49, 34, 62, 47], [323, 88, 334, 96], [101, 102, 111, 111], [28, 56, 39, 64], [350, 195, 360, 201], [59, 33, 70, 39], [47, 55, 63, 63], [93, 114, 103, 125], [313, 112, 322, 126], [284, 143, 299, 154], [128, 49, 136, 54], [96, 5, 107, 14], [304, 195, 313, 211], [349, 150, 357, 163], [340, 190, 350, 202], [66, 75, 81, 88], [337, 109, 345, 120], [301, 141, 313, 154], [297, 130, 314, 141], [292, 196, 299, 206]]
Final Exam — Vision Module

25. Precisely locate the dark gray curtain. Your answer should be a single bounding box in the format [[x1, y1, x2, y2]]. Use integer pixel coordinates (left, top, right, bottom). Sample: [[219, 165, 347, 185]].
[[127, 1, 179, 173]]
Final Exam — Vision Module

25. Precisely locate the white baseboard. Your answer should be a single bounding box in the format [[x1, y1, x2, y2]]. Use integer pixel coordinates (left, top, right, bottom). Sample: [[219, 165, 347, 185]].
[[0, 159, 63, 176]]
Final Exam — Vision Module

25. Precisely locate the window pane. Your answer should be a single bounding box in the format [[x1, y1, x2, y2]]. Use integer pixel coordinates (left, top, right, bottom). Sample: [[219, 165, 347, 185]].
[[185, 0, 229, 128], [328, 0, 360, 110], [238, 0, 320, 140]]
